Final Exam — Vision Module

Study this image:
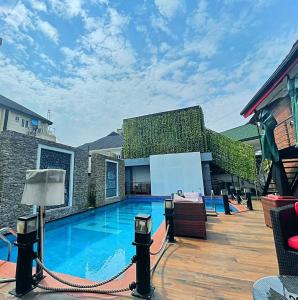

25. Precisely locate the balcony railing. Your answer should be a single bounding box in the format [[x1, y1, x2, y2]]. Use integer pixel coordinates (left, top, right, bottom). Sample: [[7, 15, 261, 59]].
[[274, 115, 296, 150]]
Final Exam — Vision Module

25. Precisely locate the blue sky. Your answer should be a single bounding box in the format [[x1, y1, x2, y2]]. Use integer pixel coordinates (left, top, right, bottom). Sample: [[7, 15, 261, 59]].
[[0, 0, 297, 146]]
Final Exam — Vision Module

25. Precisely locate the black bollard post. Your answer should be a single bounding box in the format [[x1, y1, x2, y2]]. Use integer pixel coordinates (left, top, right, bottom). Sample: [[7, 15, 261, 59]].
[[10, 215, 38, 297], [230, 185, 235, 199], [164, 199, 175, 243], [245, 188, 253, 210], [132, 214, 154, 299], [221, 189, 231, 215], [235, 186, 241, 204]]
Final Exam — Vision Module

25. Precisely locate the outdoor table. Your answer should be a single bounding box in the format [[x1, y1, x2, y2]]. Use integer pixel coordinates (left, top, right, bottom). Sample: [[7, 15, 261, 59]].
[[253, 275, 298, 299]]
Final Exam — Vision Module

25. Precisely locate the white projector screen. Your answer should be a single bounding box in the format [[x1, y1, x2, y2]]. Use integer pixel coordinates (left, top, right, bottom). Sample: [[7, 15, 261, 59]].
[[150, 152, 204, 196]]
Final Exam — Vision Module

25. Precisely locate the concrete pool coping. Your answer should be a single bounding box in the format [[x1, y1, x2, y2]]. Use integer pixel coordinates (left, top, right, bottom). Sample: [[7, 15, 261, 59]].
[[0, 220, 167, 299]]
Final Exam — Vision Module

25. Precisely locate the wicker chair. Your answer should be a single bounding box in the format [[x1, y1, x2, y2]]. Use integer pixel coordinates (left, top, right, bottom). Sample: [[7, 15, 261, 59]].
[[270, 204, 298, 276]]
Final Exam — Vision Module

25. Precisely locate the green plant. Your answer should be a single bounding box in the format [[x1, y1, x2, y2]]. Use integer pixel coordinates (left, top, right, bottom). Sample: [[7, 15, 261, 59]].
[[123, 106, 256, 181], [206, 129, 256, 181], [123, 106, 207, 158]]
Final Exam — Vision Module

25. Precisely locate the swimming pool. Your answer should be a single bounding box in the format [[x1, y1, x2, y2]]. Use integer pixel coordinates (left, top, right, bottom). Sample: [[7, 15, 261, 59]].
[[204, 197, 238, 213], [0, 197, 165, 281]]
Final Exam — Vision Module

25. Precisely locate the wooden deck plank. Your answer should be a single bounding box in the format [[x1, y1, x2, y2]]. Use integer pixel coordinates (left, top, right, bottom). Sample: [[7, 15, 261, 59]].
[[151, 201, 278, 300]]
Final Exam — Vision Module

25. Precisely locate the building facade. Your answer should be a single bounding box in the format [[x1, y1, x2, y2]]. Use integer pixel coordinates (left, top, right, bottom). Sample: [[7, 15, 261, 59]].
[[241, 39, 298, 196], [0, 94, 56, 142], [79, 131, 123, 159], [0, 131, 89, 228]]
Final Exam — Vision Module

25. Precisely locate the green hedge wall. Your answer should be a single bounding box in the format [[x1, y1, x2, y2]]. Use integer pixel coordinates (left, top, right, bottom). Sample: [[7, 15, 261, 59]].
[[123, 106, 207, 158], [206, 129, 256, 181], [123, 106, 256, 181]]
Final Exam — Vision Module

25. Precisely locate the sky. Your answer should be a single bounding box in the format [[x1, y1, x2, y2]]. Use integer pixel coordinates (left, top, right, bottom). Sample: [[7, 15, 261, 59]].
[[0, 0, 297, 146]]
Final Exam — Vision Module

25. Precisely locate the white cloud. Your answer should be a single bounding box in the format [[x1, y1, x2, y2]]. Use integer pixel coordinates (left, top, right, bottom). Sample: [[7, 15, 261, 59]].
[[154, 0, 183, 19], [150, 15, 174, 38], [50, 0, 83, 18], [30, 0, 47, 12], [36, 19, 59, 43], [0, 3, 32, 30]]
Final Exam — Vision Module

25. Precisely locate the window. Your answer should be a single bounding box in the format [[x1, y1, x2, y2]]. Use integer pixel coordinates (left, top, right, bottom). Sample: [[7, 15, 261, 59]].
[[21, 119, 25, 127], [25, 120, 29, 128], [15, 116, 19, 122], [106, 161, 118, 198]]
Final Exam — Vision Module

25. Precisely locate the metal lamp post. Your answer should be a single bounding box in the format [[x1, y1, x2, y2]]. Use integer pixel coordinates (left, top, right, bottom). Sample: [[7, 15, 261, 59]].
[[20, 169, 66, 280]]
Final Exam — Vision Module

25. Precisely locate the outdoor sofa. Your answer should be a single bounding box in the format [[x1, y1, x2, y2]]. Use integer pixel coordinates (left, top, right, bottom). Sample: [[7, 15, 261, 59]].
[[270, 204, 298, 276], [173, 193, 207, 239]]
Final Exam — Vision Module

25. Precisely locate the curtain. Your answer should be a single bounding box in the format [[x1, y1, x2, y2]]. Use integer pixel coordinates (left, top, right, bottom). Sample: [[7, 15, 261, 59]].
[[287, 76, 298, 146]]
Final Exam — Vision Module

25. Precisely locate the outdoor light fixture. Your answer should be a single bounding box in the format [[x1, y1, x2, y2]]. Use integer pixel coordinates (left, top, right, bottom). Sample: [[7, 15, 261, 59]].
[[21, 169, 66, 206], [221, 189, 231, 215], [164, 199, 175, 243], [11, 215, 38, 297], [16, 215, 37, 235], [165, 199, 174, 210], [132, 214, 154, 299], [21, 169, 66, 280], [244, 188, 253, 210], [135, 214, 152, 235]]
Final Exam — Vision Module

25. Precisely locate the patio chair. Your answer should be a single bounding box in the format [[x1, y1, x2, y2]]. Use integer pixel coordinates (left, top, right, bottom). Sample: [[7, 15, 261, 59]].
[[270, 204, 298, 276]]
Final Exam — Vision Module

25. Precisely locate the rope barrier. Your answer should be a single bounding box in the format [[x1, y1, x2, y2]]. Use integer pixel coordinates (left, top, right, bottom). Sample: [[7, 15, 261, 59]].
[[37, 283, 135, 295], [0, 278, 15, 284], [150, 226, 169, 256], [35, 256, 136, 289], [150, 243, 172, 276]]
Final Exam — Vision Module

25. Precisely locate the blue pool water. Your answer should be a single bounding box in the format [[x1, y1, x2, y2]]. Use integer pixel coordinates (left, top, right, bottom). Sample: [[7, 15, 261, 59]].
[[0, 198, 165, 280], [204, 197, 238, 213]]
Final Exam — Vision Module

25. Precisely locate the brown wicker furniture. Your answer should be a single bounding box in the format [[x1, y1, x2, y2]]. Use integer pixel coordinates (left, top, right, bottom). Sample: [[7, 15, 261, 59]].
[[173, 201, 206, 239], [261, 195, 298, 227], [270, 204, 298, 276]]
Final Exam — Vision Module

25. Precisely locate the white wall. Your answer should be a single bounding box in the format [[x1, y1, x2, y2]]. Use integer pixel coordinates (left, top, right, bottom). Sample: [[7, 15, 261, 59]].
[[150, 152, 204, 196]]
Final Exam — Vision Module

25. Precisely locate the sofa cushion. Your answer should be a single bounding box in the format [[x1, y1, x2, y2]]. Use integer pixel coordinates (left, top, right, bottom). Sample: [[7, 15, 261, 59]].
[[288, 235, 298, 251]]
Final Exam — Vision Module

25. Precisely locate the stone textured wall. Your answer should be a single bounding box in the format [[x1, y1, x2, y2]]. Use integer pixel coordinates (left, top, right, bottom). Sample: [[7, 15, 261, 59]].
[[0, 131, 89, 228], [90, 153, 125, 207]]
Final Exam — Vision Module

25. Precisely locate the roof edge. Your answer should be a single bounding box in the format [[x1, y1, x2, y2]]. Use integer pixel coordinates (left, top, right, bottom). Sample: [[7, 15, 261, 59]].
[[240, 40, 298, 117]]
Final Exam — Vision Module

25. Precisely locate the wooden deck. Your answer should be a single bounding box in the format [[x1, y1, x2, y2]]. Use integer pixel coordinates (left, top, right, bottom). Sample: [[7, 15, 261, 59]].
[[152, 201, 278, 300], [0, 201, 278, 300]]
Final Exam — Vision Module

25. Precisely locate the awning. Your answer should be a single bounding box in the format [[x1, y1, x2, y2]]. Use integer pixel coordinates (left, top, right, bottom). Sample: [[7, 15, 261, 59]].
[[259, 109, 279, 162], [287, 76, 298, 146]]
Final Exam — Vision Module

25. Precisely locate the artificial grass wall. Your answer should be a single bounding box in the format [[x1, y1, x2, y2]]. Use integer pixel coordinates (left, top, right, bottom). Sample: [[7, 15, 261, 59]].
[[123, 106, 207, 158], [206, 129, 256, 181], [123, 106, 256, 181]]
